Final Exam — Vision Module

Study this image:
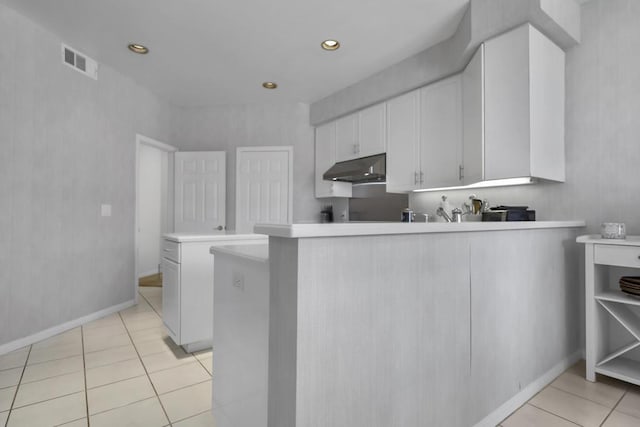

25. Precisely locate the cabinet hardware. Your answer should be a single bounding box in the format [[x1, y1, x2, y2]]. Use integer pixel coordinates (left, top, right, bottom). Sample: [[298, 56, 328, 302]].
[[420, 171, 424, 184], [414, 172, 419, 185], [459, 165, 464, 181]]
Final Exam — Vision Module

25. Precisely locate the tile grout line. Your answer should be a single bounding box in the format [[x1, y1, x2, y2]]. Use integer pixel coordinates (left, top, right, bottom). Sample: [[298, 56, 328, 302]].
[[548, 383, 625, 410], [599, 388, 630, 426], [4, 345, 32, 427], [81, 325, 91, 427], [527, 402, 584, 426], [194, 355, 213, 377], [138, 291, 162, 317], [119, 301, 173, 426]]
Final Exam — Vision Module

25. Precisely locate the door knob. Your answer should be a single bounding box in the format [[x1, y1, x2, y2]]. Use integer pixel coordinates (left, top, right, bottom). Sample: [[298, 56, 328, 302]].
[[216, 225, 223, 231]]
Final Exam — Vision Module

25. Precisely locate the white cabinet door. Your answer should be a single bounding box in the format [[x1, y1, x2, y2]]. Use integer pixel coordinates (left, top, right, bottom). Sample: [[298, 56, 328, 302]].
[[358, 103, 386, 157], [484, 25, 531, 180], [483, 24, 565, 182], [174, 151, 226, 233], [236, 147, 292, 233], [161, 257, 181, 340], [420, 75, 463, 189], [462, 44, 484, 185], [315, 124, 352, 198], [335, 113, 359, 162], [386, 90, 421, 193]]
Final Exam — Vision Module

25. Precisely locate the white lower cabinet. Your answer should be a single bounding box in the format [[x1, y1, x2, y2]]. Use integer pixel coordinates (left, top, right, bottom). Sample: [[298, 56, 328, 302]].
[[161, 258, 180, 338], [161, 234, 267, 352], [579, 235, 640, 386]]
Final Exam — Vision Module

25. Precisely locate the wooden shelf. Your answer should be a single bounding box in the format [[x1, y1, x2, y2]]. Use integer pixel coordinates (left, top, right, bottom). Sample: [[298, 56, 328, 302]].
[[595, 358, 640, 387], [596, 291, 640, 307]]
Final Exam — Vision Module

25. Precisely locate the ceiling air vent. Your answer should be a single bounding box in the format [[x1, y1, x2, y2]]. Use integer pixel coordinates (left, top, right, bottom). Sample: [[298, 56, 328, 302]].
[[61, 44, 98, 80]]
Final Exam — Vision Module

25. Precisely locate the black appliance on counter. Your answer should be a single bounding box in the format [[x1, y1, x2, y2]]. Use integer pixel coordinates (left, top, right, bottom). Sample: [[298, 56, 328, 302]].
[[482, 206, 536, 221]]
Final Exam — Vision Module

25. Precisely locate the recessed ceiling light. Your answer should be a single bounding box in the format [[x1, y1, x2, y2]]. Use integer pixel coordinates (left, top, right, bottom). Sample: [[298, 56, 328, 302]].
[[321, 39, 340, 51], [128, 43, 149, 54], [262, 82, 278, 89]]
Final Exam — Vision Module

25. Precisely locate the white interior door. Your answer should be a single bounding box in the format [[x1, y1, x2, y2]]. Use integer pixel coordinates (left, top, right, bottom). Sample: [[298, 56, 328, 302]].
[[236, 147, 293, 234], [174, 151, 226, 233]]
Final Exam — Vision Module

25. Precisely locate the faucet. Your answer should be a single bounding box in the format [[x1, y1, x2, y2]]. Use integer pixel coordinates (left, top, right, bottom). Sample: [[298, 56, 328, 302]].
[[437, 207, 464, 223], [436, 206, 453, 222]]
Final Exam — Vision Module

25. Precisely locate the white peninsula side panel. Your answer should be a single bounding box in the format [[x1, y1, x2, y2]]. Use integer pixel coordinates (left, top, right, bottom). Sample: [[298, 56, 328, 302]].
[[210, 243, 270, 427], [263, 224, 583, 427]]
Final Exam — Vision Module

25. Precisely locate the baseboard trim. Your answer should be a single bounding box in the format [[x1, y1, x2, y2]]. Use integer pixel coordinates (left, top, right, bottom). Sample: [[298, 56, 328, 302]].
[[473, 350, 583, 427], [0, 299, 136, 356]]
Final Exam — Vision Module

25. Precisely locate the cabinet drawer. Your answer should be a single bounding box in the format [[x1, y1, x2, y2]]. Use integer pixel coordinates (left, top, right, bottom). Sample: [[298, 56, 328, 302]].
[[162, 240, 181, 263], [594, 244, 640, 268]]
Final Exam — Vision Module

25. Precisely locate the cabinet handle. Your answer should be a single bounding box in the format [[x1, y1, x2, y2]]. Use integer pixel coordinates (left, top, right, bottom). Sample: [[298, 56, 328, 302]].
[[459, 165, 464, 181], [163, 248, 171, 252], [414, 172, 418, 185]]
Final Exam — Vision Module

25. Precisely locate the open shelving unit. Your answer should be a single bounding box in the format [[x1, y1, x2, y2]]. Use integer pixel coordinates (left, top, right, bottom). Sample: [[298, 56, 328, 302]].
[[578, 235, 640, 386]]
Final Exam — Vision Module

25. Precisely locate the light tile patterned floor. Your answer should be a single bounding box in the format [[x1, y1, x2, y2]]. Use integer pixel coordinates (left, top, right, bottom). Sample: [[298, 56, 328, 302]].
[[2, 287, 640, 426], [0, 287, 215, 426], [500, 361, 640, 427]]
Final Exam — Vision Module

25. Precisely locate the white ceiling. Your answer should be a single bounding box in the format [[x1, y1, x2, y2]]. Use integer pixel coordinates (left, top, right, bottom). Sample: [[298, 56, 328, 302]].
[[2, 0, 470, 107]]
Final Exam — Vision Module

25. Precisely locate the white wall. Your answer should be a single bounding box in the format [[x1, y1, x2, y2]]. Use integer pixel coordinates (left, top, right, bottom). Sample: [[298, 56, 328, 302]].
[[137, 144, 164, 277], [411, 0, 640, 236], [0, 4, 173, 346], [171, 103, 322, 231]]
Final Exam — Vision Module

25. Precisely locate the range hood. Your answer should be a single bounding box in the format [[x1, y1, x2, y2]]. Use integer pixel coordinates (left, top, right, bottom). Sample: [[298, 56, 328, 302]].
[[323, 153, 386, 184]]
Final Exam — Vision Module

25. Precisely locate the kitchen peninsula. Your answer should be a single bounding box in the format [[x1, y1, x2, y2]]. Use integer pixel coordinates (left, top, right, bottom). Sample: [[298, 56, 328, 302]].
[[253, 221, 585, 427]]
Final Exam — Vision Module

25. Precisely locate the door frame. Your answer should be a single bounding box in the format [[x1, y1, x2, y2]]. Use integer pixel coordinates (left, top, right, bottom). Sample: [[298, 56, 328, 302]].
[[235, 146, 294, 233], [134, 134, 177, 303]]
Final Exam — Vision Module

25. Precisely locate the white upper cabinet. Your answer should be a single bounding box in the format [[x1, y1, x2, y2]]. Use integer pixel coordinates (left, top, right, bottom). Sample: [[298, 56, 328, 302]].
[[315, 123, 352, 198], [386, 90, 421, 192], [386, 75, 463, 193], [462, 44, 485, 185], [420, 75, 463, 189], [482, 24, 565, 182], [334, 103, 387, 162], [335, 113, 359, 162], [358, 103, 387, 158]]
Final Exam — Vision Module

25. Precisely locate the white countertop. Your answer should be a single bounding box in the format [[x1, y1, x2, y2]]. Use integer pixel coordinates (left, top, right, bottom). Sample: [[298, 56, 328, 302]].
[[210, 243, 269, 263], [254, 221, 586, 238], [163, 232, 267, 243], [577, 235, 640, 246]]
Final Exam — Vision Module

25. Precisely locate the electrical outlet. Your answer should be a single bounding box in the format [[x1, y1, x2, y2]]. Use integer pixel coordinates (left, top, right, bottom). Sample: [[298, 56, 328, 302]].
[[232, 272, 244, 291], [101, 204, 112, 217]]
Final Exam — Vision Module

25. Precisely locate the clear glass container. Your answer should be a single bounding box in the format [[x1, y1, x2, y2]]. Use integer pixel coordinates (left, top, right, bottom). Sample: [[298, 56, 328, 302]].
[[601, 222, 626, 239]]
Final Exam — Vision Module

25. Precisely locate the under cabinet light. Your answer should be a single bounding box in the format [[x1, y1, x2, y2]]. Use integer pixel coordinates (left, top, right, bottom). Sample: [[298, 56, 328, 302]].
[[413, 177, 535, 193]]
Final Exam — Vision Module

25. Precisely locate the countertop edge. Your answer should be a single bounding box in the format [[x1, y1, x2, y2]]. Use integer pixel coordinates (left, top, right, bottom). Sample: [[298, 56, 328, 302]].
[[163, 233, 267, 243], [577, 234, 640, 245], [210, 243, 269, 263], [254, 221, 586, 238]]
